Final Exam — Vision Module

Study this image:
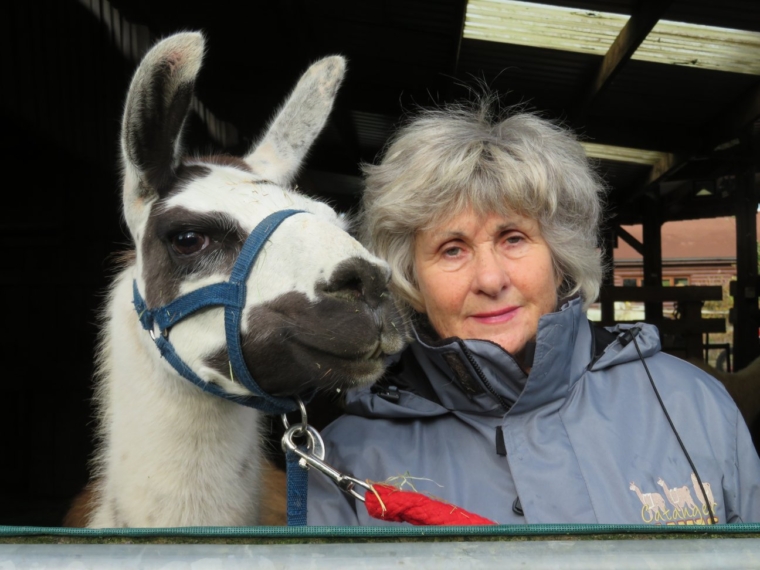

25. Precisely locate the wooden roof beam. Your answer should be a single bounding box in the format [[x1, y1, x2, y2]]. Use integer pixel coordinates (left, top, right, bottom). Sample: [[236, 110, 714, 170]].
[[606, 151, 683, 209], [616, 226, 645, 255], [580, 0, 673, 115], [647, 151, 687, 186]]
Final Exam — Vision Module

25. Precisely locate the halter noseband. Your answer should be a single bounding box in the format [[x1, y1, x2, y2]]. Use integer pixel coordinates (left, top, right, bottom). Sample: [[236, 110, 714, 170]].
[[132, 209, 312, 415]]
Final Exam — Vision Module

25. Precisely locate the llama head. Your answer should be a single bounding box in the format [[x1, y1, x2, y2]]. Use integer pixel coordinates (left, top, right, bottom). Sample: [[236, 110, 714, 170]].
[[121, 32, 407, 401]]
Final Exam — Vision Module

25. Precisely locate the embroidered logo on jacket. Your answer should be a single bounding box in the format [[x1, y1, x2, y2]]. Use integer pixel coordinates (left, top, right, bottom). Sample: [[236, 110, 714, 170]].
[[629, 473, 719, 524]]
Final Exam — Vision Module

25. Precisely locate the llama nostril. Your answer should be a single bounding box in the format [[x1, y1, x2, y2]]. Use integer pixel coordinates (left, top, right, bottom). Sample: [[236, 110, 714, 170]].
[[326, 275, 364, 301], [323, 258, 388, 307]]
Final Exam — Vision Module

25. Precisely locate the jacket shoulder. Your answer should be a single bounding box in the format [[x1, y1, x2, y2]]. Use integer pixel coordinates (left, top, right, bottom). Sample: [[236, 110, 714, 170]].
[[588, 349, 739, 419]]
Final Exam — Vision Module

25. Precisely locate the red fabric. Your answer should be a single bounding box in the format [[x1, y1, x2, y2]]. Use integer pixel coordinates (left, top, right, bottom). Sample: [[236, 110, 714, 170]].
[[364, 484, 496, 525]]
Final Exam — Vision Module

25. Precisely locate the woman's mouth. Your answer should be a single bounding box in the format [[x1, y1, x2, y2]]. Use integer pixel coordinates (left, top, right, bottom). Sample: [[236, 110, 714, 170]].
[[471, 306, 519, 324]]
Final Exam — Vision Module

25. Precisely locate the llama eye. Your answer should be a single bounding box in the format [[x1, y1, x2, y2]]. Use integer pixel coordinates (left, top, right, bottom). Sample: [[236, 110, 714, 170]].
[[170, 231, 209, 255]]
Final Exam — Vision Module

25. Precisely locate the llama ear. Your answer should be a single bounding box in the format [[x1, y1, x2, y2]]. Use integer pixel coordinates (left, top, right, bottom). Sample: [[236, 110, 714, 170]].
[[243, 56, 346, 185], [121, 32, 205, 236]]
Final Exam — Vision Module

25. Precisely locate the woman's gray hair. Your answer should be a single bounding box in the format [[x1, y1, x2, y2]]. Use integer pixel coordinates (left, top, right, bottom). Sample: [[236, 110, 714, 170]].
[[360, 97, 606, 315]]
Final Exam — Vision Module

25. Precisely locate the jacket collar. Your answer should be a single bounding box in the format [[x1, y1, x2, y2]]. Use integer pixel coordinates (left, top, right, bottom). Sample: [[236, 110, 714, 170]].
[[344, 298, 662, 419], [410, 297, 591, 416]]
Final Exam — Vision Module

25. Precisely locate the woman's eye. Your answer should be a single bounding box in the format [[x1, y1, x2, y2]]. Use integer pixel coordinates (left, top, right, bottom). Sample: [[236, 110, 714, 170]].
[[170, 231, 210, 255], [443, 246, 462, 257], [505, 234, 524, 245]]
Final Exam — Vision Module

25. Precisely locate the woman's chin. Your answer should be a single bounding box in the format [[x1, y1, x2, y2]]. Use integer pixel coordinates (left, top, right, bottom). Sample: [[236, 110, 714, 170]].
[[460, 323, 532, 355]]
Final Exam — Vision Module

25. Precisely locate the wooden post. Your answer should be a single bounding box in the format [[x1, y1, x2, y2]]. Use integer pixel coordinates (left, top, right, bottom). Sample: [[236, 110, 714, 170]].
[[642, 187, 663, 323], [732, 130, 760, 370], [678, 300, 704, 361]]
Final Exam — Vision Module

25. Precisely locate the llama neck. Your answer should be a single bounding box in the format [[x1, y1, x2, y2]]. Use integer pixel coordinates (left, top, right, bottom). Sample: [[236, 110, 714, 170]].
[[657, 481, 674, 502], [91, 269, 266, 527]]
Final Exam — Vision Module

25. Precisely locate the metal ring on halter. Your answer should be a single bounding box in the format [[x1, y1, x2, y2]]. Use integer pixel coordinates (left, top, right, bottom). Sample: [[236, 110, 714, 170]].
[[148, 327, 170, 341], [281, 424, 367, 501], [284, 423, 326, 462], [280, 396, 308, 432]]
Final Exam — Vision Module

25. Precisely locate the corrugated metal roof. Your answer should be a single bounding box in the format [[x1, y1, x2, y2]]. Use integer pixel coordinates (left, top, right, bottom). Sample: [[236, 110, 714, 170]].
[[666, 0, 760, 33], [593, 59, 759, 127], [351, 111, 396, 150], [457, 39, 597, 111]]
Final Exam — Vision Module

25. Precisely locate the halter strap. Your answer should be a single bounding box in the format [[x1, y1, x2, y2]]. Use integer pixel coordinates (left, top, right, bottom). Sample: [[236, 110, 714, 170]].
[[133, 209, 313, 415]]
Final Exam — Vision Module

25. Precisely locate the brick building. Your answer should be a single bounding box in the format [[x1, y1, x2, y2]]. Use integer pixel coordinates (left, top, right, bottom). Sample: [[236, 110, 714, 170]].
[[586, 215, 760, 368], [612, 216, 759, 288]]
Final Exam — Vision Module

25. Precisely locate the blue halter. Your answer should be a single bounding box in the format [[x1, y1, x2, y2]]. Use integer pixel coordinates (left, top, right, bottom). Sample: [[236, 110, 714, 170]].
[[132, 208, 314, 416]]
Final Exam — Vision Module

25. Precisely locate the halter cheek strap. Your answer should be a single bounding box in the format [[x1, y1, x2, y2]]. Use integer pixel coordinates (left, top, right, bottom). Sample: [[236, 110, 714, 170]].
[[132, 208, 314, 415]]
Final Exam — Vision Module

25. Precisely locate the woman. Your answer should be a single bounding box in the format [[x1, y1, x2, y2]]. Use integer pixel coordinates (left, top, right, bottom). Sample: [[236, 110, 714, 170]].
[[306, 99, 760, 525]]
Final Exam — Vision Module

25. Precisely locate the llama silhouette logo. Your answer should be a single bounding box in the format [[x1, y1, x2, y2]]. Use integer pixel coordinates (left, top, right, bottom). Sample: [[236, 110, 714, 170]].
[[629, 474, 719, 524]]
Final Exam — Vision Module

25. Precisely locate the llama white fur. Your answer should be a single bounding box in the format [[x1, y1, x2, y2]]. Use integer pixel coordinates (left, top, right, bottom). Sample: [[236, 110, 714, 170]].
[[92, 271, 266, 526], [85, 32, 405, 527]]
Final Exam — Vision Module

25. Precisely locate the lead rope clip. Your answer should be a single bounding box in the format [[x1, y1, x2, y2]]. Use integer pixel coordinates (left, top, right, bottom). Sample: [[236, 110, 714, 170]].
[[280, 419, 370, 504], [280, 398, 371, 525], [279, 406, 497, 526]]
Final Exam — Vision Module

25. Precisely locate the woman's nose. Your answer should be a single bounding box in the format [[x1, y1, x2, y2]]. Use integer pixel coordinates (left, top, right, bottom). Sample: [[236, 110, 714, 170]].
[[473, 250, 509, 296]]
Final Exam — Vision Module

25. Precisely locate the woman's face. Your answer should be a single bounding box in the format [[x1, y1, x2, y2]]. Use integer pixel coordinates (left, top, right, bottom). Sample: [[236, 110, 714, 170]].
[[413, 209, 561, 356]]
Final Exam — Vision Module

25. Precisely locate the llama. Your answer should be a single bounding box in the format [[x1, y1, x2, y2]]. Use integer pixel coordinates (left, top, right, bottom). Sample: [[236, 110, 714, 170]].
[[656, 477, 699, 517], [629, 482, 669, 519], [75, 32, 407, 527], [691, 472, 717, 514]]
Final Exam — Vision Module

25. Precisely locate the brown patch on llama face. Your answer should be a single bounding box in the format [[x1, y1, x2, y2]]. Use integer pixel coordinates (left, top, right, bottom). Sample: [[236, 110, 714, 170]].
[[165, 163, 212, 198], [203, 257, 402, 397], [141, 204, 245, 308]]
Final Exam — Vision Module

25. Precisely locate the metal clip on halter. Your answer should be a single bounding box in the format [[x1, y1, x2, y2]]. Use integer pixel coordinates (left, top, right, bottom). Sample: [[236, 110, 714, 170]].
[[281, 412, 370, 503]]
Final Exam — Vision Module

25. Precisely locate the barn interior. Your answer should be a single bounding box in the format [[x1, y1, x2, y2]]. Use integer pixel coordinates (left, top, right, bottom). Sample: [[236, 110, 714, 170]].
[[2, 0, 759, 526]]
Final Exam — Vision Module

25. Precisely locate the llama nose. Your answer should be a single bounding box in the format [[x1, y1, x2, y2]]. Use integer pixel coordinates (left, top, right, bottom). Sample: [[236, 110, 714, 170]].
[[321, 257, 391, 308]]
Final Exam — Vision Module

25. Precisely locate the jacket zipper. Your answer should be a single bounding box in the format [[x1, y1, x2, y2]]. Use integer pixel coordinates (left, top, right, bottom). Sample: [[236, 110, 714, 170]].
[[457, 341, 512, 412]]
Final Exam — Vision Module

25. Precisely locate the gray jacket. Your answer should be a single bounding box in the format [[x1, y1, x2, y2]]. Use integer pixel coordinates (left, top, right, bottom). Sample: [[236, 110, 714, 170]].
[[307, 298, 760, 525]]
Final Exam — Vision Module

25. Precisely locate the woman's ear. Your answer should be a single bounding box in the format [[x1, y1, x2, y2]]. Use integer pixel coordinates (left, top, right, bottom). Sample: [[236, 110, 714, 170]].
[[407, 258, 427, 314]]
